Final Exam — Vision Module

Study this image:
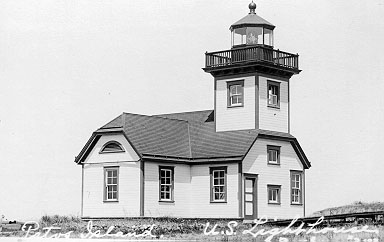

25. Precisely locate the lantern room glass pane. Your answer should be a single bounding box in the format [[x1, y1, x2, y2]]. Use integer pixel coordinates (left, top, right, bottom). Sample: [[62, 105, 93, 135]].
[[246, 27, 263, 45], [264, 28, 274, 46], [232, 27, 246, 46]]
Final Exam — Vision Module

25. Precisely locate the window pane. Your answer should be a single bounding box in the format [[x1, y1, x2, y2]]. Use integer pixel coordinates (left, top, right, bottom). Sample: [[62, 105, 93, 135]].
[[214, 186, 224, 193], [264, 28, 273, 46], [245, 202, 253, 215], [102, 142, 123, 152], [211, 168, 226, 201], [245, 194, 253, 202], [246, 27, 263, 45], [245, 179, 253, 193]]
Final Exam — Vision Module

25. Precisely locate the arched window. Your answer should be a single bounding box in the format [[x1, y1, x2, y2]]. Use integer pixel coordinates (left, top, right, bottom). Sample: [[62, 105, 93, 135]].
[[100, 141, 125, 153]]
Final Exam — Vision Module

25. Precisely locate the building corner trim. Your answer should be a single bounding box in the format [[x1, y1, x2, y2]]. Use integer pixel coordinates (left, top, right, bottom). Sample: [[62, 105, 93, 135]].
[[238, 161, 243, 218], [140, 159, 145, 216]]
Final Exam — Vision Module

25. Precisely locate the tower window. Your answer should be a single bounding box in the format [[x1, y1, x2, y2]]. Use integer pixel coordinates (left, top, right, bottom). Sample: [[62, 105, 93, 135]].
[[227, 81, 244, 107], [100, 141, 125, 153], [268, 81, 280, 108]]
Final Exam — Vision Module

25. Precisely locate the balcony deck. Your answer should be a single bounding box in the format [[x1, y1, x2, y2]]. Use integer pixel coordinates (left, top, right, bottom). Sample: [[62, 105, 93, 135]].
[[204, 45, 299, 75]]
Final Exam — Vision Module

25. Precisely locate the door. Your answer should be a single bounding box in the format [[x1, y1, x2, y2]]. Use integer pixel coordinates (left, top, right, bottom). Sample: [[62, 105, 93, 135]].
[[244, 176, 257, 220]]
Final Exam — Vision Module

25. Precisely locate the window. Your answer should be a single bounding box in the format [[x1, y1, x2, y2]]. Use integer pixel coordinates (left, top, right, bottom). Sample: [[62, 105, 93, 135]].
[[104, 167, 119, 201], [227, 81, 244, 107], [100, 141, 124, 153], [159, 166, 174, 202], [291, 171, 303, 204], [267, 185, 281, 204], [267, 145, 280, 165], [268, 81, 280, 107], [210, 167, 227, 202]]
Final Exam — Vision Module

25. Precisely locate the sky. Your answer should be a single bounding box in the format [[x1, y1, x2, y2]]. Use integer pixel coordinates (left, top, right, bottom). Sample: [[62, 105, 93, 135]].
[[0, 0, 384, 221]]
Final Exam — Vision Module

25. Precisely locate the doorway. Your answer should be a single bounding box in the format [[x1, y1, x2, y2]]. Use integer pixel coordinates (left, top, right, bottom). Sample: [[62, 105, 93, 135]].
[[244, 175, 257, 220]]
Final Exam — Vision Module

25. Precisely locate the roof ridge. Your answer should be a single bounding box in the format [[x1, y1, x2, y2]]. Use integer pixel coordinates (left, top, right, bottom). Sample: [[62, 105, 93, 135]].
[[122, 112, 188, 124], [153, 109, 213, 116]]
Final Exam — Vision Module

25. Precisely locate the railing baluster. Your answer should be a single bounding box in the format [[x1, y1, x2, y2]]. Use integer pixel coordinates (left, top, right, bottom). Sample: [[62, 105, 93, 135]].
[[205, 46, 299, 70]]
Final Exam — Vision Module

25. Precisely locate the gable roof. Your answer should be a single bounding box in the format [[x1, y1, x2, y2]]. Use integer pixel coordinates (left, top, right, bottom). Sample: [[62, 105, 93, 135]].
[[75, 110, 310, 168]]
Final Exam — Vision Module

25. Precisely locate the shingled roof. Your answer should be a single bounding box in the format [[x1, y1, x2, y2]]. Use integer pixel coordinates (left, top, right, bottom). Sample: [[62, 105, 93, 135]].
[[75, 110, 310, 168]]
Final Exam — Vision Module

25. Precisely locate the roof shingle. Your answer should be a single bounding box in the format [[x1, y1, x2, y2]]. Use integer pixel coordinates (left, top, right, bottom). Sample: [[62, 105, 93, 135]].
[[96, 110, 298, 160]]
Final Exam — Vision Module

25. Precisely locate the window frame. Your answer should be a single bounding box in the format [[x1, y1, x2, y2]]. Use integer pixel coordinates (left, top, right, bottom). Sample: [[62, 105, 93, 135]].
[[100, 141, 125, 154], [267, 145, 281, 165], [227, 80, 244, 108], [159, 166, 174, 202], [267, 185, 281, 205], [290, 171, 303, 205], [104, 166, 119, 202], [210, 166, 227, 203], [267, 80, 280, 108]]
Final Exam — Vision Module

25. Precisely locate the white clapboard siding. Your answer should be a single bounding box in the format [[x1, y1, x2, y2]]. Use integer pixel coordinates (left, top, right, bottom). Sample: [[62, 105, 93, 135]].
[[215, 75, 256, 132], [82, 133, 141, 218], [190, 163, 239, 218], [258, 76, 289, 133], [83, 134, 140, 164], [82, 162, 141, 218], [144, 162, 191, 217], [243, 138, 304, 219]]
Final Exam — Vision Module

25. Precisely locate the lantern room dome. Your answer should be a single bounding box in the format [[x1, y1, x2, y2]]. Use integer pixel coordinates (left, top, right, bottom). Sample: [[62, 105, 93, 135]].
[[230, 1, 275, 48]]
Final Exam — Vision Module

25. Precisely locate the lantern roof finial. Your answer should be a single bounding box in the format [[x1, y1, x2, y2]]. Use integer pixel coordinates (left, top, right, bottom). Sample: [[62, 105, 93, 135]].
[[249, 1, 256, 14]]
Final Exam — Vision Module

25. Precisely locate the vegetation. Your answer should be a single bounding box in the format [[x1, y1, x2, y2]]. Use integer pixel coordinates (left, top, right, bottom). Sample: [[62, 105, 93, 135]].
[[0, 214, 382, 241], [311, 201, 384, 216]]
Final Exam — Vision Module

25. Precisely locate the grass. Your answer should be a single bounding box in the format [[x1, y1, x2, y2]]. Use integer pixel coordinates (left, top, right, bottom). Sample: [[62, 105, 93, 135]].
[[311, 201, 384, 216], [0, 215, 383, 241]]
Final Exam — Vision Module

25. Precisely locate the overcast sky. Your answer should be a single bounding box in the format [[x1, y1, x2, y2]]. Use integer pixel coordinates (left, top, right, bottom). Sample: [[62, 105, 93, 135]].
[[1, 0, 384, 220]]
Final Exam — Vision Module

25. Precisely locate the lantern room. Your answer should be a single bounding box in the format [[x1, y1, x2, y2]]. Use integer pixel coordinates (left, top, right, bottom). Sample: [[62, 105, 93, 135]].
[[230, 1, 275, 48]]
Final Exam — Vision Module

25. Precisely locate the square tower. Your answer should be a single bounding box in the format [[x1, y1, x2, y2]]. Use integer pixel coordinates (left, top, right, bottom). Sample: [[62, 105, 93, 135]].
[[204, 2, 300, 133]]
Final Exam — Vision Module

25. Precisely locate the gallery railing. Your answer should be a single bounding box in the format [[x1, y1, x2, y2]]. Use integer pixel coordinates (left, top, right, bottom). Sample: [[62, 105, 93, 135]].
[[205, 45, 299, 70]]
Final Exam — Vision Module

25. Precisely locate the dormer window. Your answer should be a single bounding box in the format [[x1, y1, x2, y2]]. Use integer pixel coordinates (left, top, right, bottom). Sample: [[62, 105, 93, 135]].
[[100, 141, 125, 153], [228, 81, 244, 107]]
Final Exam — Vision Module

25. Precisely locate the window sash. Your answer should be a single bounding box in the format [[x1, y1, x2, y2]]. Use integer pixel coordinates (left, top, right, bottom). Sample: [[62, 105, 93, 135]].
[[268, 186, 280, 203], [268, 94, 278, 105], [291, 172, 302, 204], [267, 146, 280, 164], [268, 83, 279, 106], [268, 149, 278, 163], [105, 168, 118, 201], [228, 82, 244, 107], [211, 168, 227, 202], [100, 141, 124, 153], [159, 168, 173, 201]]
